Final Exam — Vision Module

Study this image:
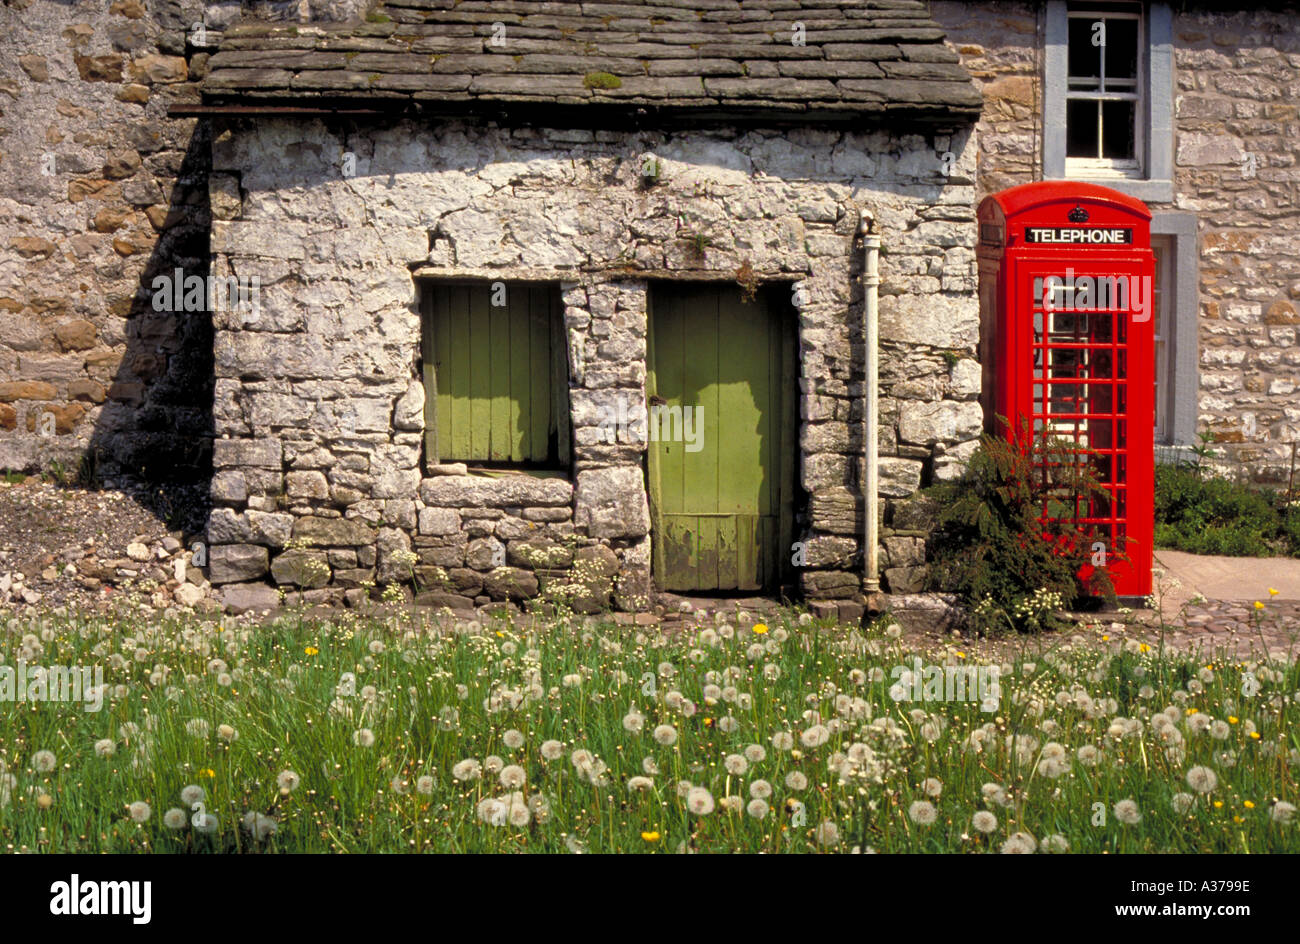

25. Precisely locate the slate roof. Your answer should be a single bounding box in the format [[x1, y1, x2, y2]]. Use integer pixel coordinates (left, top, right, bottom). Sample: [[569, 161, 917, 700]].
[[199, 0, 982, 127]]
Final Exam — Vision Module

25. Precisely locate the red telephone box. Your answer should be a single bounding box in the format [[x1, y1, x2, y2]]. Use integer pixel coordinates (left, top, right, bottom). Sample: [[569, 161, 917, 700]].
[[977, 182, 1154, 599]]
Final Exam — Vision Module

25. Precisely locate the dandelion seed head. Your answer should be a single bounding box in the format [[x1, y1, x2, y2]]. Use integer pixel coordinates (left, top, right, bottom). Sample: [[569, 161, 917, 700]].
[[686, 786, 715, 815], [499, 764, 527, 789], [1113, 799, 1141, 824], [1000, 831, 1037, 854], [907, 800, 937, 826], [1186, 765, 1218, 793]]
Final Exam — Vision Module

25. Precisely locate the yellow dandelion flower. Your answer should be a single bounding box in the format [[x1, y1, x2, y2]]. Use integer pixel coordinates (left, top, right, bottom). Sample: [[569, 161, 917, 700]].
[[201, 768, 215, 778], [1244, 801, 1255, 809], [1268, 588, 1279, 596], [1228, 716, 1238, 724], [1101, 634, 1109, 641], [1253, 601, 1265, 610], [1250, 731, 1261, 740], [1233, 816, 1245, 824], [1214, 800, 1224, 809], [1187, 708, 1198, 715], [305, 646, 319, 656], [1138, 643, 1151, 653], [752, 623, 769, 635], [955, 651, 966, 659], [641, 831, 661, 842]]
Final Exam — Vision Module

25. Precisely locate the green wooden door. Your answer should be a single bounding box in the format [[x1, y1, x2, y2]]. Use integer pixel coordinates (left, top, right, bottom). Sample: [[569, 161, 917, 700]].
[[646, 283, 796, 592]]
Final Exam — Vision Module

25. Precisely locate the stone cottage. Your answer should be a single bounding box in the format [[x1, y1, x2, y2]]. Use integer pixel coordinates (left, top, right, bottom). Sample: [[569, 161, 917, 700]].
[[186, 0, 985, 612]]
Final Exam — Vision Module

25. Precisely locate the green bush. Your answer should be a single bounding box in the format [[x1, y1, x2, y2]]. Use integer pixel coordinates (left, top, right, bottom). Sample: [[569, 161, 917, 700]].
[[1153, 463, 1297, 557], [1283, 506, 1300, 556], [926, 421, 1116, 635]]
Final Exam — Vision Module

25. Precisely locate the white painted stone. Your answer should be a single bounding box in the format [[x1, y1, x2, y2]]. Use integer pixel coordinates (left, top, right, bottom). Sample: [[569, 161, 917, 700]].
[[574, 467, 651, 540], [899, 400, 984, 445]]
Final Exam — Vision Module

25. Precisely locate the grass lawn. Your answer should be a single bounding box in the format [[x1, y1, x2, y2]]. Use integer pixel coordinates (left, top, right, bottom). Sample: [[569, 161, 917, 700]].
[[1, 607, 1297, 853]]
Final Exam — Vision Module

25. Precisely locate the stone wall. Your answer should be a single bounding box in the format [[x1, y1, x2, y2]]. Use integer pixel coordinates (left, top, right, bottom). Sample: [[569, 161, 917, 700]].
[[0, 0, 366, 480], [933, 2, 1300, 481], [930, 1, 1041, 202], [1173, 8, 1300, 473], [206, 118, 982, 607]]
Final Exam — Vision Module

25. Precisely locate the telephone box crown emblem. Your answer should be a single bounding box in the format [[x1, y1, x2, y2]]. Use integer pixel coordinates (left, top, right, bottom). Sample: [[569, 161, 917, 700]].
[[1067, 204, 1090, 223]]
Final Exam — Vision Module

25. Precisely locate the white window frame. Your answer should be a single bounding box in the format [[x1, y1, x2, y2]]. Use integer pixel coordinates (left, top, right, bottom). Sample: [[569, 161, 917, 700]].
[[1151, 233, 1173, 442], [1064, 7, 1145, 179], [1044, 1, 1174, 203], [1149, 214, 1198, 449]]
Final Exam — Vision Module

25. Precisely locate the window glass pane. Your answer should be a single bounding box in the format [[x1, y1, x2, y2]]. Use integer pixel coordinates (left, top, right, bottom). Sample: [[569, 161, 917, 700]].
[[1068, 17, 1102, 82], [1105, 18, 1139, 81], [1067, 98, 1099, 158], [1101, 99, 1136, 160]]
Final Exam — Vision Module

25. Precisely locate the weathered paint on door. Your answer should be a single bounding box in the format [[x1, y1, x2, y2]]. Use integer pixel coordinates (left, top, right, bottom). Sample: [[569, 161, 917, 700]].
[[646, 283, 797, 592]]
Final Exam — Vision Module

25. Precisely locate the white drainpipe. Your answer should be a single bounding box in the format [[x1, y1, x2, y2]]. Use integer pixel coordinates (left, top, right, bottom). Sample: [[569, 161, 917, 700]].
[[861, 214, 881, 593]]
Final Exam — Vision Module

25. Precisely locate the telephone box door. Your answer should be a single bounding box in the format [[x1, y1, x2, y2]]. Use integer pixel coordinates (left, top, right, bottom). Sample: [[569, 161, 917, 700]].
[[1013, 256, 1153, 597]]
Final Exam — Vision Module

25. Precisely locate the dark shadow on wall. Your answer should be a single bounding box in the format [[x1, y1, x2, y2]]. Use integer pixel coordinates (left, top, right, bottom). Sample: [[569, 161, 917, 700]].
[[85, 119, 214, 526]]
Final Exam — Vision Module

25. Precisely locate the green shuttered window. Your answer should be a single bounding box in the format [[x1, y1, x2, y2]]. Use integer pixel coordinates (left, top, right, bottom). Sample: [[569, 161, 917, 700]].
[[421, 282, 570, 469]]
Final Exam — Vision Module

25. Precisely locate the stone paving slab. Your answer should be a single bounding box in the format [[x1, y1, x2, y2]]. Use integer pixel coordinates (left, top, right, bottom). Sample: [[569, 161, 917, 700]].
[[1155, 549, 1300, 606]]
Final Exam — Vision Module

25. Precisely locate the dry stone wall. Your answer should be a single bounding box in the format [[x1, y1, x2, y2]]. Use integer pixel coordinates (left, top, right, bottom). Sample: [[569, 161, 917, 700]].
[[207, 118, 982, 607]]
